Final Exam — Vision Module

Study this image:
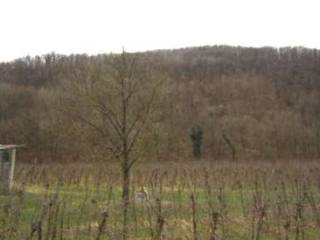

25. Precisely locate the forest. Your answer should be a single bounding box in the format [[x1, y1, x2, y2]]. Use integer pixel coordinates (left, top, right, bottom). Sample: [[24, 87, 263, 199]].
[[1, 45, 320, 163]]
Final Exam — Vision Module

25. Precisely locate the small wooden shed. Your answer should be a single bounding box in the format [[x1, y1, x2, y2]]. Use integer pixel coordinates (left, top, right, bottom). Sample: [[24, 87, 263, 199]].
[[0, 144, 24, 194]]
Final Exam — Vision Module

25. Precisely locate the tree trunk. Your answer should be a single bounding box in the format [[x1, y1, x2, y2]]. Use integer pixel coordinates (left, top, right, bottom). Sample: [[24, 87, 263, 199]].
[[122, 164, 130, 240]]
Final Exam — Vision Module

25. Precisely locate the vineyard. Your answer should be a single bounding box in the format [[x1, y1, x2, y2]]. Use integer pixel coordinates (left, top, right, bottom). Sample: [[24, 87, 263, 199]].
[[1, 161, 320, 240]]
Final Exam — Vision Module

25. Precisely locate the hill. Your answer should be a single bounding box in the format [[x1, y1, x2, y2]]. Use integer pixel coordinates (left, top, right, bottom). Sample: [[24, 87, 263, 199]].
[[1, 45, 320, 161]]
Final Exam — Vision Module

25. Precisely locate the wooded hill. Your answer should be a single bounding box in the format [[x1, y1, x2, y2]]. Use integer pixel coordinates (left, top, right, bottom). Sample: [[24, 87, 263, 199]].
[[1, 45, 320, 162]]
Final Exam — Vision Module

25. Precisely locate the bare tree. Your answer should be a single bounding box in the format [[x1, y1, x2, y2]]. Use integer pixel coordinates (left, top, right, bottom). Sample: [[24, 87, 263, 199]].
[[62, 51, 164, 239]]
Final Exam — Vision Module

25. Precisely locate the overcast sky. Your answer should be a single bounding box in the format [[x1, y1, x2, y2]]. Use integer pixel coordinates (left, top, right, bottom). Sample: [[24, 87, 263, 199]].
[[0, 0, 319, 62]]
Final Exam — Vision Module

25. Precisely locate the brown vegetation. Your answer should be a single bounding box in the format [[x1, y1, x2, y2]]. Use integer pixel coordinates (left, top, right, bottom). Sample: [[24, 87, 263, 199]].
[[1, 45, 320, 162], [1, 161, 320, 239]]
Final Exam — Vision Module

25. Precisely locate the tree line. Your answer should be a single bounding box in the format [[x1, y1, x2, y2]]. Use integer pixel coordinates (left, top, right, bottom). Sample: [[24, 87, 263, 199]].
[[1, 45, 320, 162]]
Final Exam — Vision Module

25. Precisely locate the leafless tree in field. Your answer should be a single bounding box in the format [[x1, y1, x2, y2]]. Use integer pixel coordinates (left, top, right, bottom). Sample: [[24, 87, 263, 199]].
[[61, 51, 165, 239]]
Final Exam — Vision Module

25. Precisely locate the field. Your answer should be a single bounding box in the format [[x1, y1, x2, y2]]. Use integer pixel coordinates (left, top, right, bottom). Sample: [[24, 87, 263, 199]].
[[1, 160, 320, 240]]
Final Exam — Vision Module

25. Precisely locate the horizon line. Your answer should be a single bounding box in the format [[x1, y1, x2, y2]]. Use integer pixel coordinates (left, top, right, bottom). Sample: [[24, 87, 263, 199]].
[[1, 43, 320, 64]]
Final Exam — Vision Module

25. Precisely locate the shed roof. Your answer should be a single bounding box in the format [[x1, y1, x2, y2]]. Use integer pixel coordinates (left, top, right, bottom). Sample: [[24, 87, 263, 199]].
[[0, 144, 25, 150]]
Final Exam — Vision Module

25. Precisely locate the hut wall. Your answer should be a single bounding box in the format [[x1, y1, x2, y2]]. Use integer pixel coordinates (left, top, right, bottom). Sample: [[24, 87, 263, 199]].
[[0, 150, 12, 194]]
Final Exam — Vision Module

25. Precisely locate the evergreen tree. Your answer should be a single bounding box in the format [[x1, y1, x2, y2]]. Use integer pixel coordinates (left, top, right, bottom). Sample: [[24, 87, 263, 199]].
[[190, 125, 203, 159]]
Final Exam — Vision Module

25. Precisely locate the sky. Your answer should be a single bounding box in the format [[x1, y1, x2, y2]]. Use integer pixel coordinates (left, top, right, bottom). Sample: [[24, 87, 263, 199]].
[[0, 0, 319, 62]]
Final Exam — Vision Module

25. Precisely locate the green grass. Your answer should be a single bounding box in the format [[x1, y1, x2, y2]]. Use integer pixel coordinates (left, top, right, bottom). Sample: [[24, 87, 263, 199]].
[[1, 161, 320, 239], [1, 185, 319, 239]]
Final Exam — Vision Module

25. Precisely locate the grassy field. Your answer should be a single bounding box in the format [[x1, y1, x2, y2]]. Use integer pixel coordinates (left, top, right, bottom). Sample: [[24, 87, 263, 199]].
[[1, 160, 320, 239]]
